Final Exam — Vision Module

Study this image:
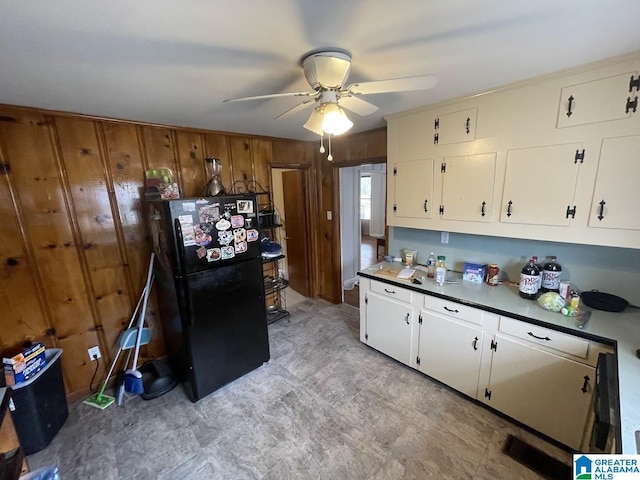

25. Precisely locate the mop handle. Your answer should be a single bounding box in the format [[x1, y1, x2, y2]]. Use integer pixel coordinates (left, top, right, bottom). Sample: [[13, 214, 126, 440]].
[[98, 281, 150, 393], [132, 252, 155, 371]]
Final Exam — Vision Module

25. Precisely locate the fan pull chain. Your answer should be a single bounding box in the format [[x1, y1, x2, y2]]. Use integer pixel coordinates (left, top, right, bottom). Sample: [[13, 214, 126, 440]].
[[327, 134, 333, 161], [319, 134, 325, 153]]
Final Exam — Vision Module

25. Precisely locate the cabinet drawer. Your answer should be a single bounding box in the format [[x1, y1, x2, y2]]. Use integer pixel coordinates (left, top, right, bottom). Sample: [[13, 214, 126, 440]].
[[423, 296, 482, 326], [370, 280, 413, 303], [499, 317, 589, 358]]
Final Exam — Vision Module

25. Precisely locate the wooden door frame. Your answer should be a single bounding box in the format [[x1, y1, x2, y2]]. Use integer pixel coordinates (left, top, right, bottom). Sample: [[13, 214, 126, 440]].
[[332, 157, 387, 302], [268, 163, 317, 298]]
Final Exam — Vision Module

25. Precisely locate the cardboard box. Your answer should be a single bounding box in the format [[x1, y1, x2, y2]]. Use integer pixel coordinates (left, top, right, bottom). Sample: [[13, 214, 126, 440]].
[[3, 343, 47, 386], [463, 262, 487, 283]]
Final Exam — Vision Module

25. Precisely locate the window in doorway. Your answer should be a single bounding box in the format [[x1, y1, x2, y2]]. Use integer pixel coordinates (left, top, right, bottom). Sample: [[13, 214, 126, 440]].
[[360, 175, 371, 219]]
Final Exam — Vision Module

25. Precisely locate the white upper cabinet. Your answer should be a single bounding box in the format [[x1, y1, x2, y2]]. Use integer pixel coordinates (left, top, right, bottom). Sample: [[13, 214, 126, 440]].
[[440, 153, 496, 223], [556, 72, 639, 128], [500, 143, 582, 227], [588, 135, 640, 231], [393, 110, 433, 161], [385, 53, 640, 248], [434, 108, 478, 145], [392, 158, 435, 219]]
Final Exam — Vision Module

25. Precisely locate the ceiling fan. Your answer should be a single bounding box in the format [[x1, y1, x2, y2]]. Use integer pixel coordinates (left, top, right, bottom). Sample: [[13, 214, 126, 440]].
[[224, 49, 438, 158]]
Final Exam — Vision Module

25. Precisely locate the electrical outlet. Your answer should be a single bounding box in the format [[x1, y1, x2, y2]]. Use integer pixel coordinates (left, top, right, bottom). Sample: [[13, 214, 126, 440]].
[[88, 346, 101, 361]]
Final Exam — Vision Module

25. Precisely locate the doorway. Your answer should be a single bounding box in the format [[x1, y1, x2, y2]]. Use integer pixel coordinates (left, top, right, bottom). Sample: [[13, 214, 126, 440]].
[[339, 164, 387, 305], [270, 167, 311, 304]]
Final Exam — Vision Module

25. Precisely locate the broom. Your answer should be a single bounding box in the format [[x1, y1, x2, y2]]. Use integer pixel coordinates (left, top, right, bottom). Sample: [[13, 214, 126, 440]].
[[83, 281, 148, 410], [124, 253, 155, 395], [82, 254, 154, 410]]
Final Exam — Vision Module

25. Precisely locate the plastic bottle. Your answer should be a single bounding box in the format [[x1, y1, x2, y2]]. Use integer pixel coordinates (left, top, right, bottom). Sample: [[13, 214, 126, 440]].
[[435, 256, 447, 286], [426, 252, 437, 278], [541, 255, 562, 293], [519, 258, 540, 300], [532, 256, 543, 292]]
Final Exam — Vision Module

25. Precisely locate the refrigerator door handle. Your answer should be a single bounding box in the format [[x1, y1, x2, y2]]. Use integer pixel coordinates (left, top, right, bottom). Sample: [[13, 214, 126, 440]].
[[174, 219, 196, 326], [177, 277, 194, 327], [174, 219, 187, 277]]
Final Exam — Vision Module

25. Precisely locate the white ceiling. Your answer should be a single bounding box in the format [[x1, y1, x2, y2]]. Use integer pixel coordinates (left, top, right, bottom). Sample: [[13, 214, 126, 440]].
[[1, 1, 639, 141]]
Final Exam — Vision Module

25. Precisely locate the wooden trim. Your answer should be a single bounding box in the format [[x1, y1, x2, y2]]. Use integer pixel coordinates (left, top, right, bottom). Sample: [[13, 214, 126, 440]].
[[330, 154, 389, 303], [330, 155, 387, 168], [268, 163, 318, 299]]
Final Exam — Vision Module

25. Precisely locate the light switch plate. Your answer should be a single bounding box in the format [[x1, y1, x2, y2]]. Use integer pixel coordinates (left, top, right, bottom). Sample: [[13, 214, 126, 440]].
[[441, 231, 449, 244]]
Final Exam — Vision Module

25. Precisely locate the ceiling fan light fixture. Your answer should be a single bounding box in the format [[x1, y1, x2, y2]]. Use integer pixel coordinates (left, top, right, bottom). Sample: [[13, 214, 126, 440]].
[[303, 107, 324, 136], [321, 103, 353, 135]]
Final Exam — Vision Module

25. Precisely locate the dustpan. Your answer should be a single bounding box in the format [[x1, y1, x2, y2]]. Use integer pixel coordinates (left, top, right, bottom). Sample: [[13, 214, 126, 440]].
[[120, 327, 151, 350]]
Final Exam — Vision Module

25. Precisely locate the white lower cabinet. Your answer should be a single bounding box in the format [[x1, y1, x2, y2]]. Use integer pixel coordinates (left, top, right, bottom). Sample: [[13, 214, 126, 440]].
[[360, 280, 416, 367], [417, 309, 484, 398], [358, 278, 613, 450], [483, 333, 594, 450]]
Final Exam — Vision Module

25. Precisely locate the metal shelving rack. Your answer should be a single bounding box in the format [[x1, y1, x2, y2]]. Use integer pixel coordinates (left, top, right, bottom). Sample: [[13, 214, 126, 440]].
[[257, 193, 290, 325]]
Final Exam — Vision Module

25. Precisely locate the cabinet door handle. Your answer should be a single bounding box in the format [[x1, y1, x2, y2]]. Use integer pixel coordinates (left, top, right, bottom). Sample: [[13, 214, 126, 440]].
[[598, 200, 606, 221], [481, 201, 486, 217], [566, 95, 574, 117], [423, 199, 428, 212], [581, 375, 590, 393], [472, 336, 479, 351], [506, 200, 513, 217], [527, 331, 551, 341], [384, 288, 396, 294], [443, 306, 459, 313], [405, 313, 410, 325]]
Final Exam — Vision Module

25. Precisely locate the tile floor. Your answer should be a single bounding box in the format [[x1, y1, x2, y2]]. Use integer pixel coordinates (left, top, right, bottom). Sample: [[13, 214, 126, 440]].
[[27, 299, 572, 479]]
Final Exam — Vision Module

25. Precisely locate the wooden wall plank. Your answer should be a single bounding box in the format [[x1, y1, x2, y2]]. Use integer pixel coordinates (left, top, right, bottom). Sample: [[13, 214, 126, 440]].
[[101, 122, 165, 360], [0, 113, 51, 350], [176, 131, 206, 197], [271, 139, 291, 164], [0, 109, 100, 392], [366, 129, 387, 158], [348, 133, 368, 161], [54, 116, 133, 359], [140, 126, 179, 183], [228, 137, 253, 190], [251, 138, 272, 193], [203, 133, 232, 194]]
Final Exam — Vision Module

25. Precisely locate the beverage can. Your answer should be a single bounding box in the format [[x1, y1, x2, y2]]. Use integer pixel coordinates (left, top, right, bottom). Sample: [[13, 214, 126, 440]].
[[405, 251, 414, 266], [486, 264, 499, 286]]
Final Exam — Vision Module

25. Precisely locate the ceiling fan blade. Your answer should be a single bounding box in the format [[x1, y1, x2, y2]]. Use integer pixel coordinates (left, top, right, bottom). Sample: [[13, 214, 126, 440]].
[[223, 91, 316, 103], [274, 99, 317, 120], [338, 95, 379, 116], [347, 74, 438, 95]]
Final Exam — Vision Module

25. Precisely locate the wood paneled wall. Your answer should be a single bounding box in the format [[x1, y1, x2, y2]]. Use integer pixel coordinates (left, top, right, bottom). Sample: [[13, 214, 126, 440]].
[[312, 128, 387, 303], [0, 105, 316, 397]]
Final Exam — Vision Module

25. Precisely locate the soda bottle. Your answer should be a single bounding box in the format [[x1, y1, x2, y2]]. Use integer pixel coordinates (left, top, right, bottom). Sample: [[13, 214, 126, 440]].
[[426, 252, 437, 278], [532, 256, 543, 291], [519, 259, 540, 300], [541, 255, 562, 293]]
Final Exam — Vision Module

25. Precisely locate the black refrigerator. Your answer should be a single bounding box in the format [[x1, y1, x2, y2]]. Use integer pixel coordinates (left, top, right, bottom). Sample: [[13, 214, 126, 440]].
[[145, 195, 270, 402]]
